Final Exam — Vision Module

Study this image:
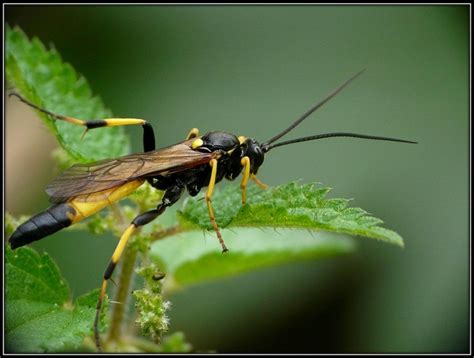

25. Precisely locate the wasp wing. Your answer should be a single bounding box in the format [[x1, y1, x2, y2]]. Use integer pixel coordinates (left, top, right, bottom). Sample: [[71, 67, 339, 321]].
[[46, 139, 218, 203]]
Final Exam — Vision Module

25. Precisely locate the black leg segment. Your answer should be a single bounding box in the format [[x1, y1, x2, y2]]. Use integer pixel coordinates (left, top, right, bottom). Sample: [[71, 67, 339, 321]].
[[142, 122, 156, 152]]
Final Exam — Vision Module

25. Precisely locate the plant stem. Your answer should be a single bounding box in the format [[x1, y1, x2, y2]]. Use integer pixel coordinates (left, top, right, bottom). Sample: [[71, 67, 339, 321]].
[[106, 223, 184, 345], [107, 244, 138, 343], [150, 225, 184, 242]]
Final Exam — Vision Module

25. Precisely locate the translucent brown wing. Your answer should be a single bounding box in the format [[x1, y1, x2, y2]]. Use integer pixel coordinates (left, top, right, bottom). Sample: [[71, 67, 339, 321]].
[[46, 139, 219, 203]]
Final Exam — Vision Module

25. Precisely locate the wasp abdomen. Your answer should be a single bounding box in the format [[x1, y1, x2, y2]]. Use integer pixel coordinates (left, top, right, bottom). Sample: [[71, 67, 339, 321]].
[[9, 203, 76, 249]]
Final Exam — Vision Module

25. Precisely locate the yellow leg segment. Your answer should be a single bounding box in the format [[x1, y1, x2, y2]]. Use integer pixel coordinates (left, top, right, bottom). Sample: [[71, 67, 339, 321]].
[[10, 92, 147, 139], [81, 118, 148, 139], [207, 159, 228, 253], [251, 174, 269, 189], [111, 225, 136, 263], [94, 279, 108, 352], [101, 118, 146, 126], [94, 224, 137, 352], [186, 128, 200, 140], [240, 156, 251, 205]]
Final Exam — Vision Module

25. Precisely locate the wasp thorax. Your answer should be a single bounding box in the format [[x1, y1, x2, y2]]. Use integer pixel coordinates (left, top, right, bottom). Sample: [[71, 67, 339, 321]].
[[201, 132, 240, 152]]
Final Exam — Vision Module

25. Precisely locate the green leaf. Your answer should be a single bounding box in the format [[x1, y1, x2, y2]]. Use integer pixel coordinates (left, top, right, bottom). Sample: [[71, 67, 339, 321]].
[[5, 25, 130, 162], [178, 182, 404, 247], [153, 182, 404, 290], [158, 332, 193, 353], [151, 228, 356, 290], [5, 247, 105, 353]]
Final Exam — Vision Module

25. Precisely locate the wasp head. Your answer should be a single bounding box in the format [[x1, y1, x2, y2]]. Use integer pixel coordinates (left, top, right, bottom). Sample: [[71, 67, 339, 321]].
[[240, 138, 265, 174]]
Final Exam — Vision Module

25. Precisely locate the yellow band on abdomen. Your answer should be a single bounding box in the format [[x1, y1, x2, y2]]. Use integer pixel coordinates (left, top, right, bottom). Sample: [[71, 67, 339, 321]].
[[68, 179, 145, 223]]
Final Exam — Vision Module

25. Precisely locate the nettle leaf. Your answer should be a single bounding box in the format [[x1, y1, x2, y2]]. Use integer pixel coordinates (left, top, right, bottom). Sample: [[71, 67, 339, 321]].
[[5, 25, 130, 162], [178, 182, 404, 247], [5, 247, 105, 353], [151, 228, 356, 290], [158, 332, 193, 353], [152, 182, 403, 289]]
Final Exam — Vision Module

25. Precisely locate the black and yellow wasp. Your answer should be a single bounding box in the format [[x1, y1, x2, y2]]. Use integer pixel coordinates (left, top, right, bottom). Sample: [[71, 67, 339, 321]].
[[7, 70, 416, 350]]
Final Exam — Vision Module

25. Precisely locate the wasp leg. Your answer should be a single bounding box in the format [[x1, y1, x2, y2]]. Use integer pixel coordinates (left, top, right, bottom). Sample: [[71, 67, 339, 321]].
[[240, 156, 251, 205], [251, 174, 269, 190], [207, 159, 228, 253], [186, 128, 200, 140], [94, 185, 183, 352], [9, 92, 156, 152]]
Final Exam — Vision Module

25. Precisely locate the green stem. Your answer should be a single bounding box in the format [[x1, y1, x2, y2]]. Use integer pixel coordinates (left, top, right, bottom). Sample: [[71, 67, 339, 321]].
[[107, 245, 138, 343], [105, 224, 183, 344], [150, 225, 184, 242], [128, 336, 163, 353]]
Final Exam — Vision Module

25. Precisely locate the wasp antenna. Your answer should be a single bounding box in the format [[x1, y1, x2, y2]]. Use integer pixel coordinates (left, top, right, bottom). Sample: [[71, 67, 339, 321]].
[[263, 69, 366, 146], [265, 132, 417, 151]]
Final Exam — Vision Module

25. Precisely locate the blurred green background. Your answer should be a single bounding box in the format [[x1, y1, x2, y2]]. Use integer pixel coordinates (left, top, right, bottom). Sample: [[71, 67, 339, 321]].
[[5, 5, 468, 353]]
